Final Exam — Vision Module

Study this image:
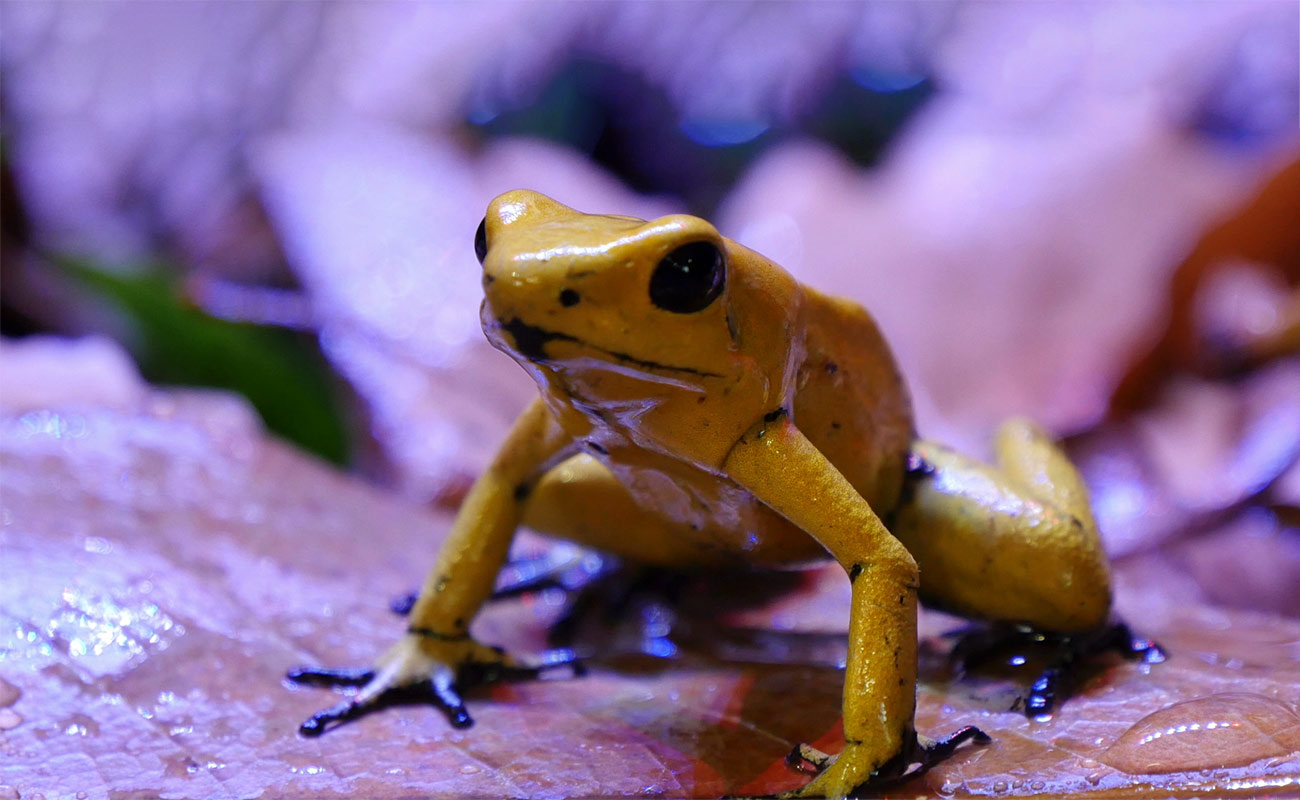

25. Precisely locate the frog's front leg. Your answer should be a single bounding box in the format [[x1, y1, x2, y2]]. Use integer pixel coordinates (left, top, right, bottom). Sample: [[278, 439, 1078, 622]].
[[723, 411, 985, 799], [290, 397, 577, 735]]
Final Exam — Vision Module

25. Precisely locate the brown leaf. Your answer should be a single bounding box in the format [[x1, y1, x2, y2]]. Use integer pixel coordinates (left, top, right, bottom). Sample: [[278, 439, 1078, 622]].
[[3, 337, 1299, 799]]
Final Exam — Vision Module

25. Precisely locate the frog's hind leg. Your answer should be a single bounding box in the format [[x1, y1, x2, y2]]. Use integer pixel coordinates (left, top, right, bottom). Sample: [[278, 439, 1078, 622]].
[[891, 419, 1161, 715]]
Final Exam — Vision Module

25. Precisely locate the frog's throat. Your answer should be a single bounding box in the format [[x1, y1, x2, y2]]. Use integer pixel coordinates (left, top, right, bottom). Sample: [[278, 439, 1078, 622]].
[[495, 316, 724, 379]]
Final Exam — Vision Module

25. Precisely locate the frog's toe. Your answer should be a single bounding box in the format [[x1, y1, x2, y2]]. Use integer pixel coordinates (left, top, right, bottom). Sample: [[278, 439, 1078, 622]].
[[784, 742, 834, 774], [899, 726, 991, 777], [1024, 620, 1164, 718], [778, 728, 988, 797], [287, 665, 376, 688], [951, 619, 1164, 718], [493, 549, 609, 599], [460, 646, 587, 685], [387, 551, 610, 619], [294, 670, 473, 737]]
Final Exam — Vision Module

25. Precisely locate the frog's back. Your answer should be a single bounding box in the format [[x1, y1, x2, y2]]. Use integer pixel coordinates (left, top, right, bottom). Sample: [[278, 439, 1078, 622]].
[[792, 287, 915, 515]]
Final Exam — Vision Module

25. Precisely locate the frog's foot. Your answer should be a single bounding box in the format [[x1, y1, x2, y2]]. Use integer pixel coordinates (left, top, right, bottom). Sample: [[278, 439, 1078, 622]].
[[952, 619, 1165, 718], [492, 549, 610, 599], [287, 632, 583, 736], [492, 561, 685, 650], [781, 726, 989, 798], [387, 551, 610, 617]]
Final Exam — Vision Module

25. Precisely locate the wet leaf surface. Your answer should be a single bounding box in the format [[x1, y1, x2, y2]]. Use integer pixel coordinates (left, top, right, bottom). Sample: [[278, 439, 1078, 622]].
[[1, 338, 1297, 799]]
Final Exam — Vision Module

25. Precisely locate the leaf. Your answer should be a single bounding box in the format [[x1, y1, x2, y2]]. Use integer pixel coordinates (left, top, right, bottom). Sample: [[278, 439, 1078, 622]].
[[52, 256, 350, 465], [2, 337, 1298, 799]]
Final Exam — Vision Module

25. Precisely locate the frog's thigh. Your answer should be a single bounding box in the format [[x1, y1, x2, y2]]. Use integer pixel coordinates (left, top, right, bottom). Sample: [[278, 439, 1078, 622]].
[[892, 420, 1111, 632], [520, 454, 705, 566]]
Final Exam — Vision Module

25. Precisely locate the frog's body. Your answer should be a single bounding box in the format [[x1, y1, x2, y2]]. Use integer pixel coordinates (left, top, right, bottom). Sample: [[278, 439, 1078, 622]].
[[516, 282, 913, 570], [299, 191, 1115, 799]]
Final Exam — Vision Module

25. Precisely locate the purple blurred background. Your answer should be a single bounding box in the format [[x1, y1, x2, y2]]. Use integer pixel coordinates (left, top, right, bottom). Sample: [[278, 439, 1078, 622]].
[[2, 0, 1298, 512]]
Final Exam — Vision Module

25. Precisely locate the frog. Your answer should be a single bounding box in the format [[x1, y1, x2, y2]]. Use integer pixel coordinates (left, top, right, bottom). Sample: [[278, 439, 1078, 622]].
[[291, 189, 1139, 799]]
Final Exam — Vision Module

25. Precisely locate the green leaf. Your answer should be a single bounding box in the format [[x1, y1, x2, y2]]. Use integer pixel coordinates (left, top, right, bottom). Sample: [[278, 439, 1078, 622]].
[[54, 257, 350, 465]]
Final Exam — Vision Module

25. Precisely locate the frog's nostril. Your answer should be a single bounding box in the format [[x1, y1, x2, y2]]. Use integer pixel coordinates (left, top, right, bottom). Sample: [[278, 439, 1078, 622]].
[[559, 289, 580, 307]]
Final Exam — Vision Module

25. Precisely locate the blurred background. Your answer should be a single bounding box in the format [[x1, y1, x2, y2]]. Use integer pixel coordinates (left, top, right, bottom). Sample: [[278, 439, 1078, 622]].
[[2, 1, 1299, 602]]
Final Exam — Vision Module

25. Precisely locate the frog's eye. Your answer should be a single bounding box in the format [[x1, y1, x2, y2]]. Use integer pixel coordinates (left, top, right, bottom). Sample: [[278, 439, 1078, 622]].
[[649, 241, 725, 314], [474, 217, 488, 265]]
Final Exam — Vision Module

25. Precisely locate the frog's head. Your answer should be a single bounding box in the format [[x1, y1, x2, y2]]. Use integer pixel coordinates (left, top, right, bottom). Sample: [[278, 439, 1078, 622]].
[[476, 190, 750, 385]]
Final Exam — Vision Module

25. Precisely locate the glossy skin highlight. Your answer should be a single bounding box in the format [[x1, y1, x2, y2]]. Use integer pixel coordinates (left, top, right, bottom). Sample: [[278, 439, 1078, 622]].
[[314, 191, 1114, 798]]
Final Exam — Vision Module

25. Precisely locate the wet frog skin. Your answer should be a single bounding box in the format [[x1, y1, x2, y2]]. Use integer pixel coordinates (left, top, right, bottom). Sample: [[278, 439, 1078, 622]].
[[296, 190, 1118, 799]]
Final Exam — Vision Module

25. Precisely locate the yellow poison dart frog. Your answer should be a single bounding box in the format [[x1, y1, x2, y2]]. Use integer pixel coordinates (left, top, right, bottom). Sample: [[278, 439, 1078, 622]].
[[292, 190, 1160, 799]]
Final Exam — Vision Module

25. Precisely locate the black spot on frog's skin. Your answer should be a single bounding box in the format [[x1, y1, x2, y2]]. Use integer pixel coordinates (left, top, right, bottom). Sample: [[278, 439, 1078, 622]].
[[513, 482, 532, 501], [849, 563, 863, 583], [830, 421, 842, 430], [559, 288, 580, 307], [586, 441, 608, 455], [500, 318, 569, 361], [824, 361, 839, 374], [764, 408, 787, 423]]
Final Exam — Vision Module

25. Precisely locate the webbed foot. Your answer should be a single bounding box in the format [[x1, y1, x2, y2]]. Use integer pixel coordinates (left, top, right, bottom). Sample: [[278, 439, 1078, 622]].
[[952, 618, 1165, 718], [781, 726, 989, 798], [288, 634, 583, 736]]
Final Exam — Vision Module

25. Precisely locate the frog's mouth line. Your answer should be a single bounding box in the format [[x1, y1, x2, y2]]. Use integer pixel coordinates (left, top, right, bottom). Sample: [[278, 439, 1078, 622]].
[[496, 317, 724, 379]]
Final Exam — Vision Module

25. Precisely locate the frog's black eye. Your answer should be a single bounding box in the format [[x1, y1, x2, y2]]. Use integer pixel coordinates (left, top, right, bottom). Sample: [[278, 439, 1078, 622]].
[[474, 217, 488, 265], [649, 241, 725, 314]]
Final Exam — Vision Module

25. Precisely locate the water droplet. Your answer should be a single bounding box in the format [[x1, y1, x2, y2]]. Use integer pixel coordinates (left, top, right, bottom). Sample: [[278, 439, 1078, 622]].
[[935, 776, 965, 796], [1085, 771, 1104, 785], [0, 709, 22, 730], [60, 713, 99, 736], [163, 755, 200, 779], [0, 679, 19, 708], [460, 764, 480, 775], [0, 785, 17, 800], [992, 780, 1008, 793], [1102, 693, 1300, 774]]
